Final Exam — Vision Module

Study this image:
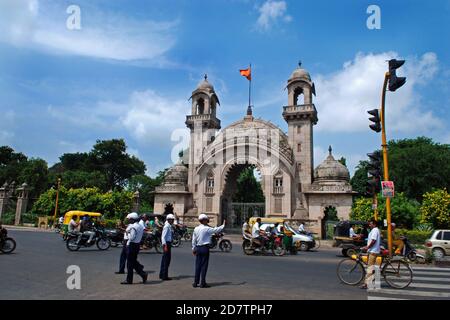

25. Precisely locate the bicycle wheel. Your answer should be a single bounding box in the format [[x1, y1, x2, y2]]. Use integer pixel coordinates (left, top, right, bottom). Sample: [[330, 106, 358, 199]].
[[382, 259, 413, 289], [337, 258, 365, 285]]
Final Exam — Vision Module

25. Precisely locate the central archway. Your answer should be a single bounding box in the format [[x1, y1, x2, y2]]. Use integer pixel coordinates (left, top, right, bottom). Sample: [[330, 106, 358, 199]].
[[220, 163, 265, 229]]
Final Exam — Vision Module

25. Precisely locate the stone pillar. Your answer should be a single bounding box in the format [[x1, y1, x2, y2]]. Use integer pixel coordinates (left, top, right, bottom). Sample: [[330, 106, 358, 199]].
[[132, 190, 140, 213], [0, 183, 10, 221], [15, 183, 29, 225]]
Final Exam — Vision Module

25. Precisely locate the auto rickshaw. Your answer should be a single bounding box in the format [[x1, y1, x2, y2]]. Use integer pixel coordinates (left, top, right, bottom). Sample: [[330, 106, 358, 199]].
[[60, 211, 102, 239], [333, 220, 368, 257]]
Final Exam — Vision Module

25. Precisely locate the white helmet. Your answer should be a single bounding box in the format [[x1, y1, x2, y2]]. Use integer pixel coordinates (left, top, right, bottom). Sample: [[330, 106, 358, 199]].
[[126, 212, 139, 220], [166, 214, 175, 220], [198, 213, 209, 221]]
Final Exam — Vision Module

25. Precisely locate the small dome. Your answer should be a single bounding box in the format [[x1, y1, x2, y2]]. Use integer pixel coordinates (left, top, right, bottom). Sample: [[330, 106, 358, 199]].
[[196, 74, 215, 91], [289, 62, 311, 81], [314, 146, 350, 182], [163, 162, 188, 186]]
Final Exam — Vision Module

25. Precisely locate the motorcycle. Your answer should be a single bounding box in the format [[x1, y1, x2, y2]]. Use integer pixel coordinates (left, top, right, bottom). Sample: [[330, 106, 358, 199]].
[[141, 231, 162, 253], [66, 228, 111, 251], [399, 236, 425, 263], [209, 232, 232, 252], [0, 228, 16, 254], [173, 224, 192, 242], [105, 228, 125, 247], [242, 232, 285, 256]]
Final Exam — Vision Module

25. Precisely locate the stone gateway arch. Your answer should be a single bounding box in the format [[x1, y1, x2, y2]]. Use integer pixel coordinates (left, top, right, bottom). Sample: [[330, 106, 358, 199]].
[[154, 64, 356, 238]]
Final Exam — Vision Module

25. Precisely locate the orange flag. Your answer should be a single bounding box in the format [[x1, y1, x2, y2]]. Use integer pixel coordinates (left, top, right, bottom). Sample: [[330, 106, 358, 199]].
[[240, 68, 251, 81]]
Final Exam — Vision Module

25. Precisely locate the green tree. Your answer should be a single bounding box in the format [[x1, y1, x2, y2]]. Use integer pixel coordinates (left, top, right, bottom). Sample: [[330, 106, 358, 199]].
[[0, 146, 28, 184], [18, 158, 49, 197], [386, 137, 450, 201], [420, 189, 450, 229], [351, 193, 420, 228], [89, 139, 146, 190], [233, 167, 264, 203], [351, 160, 369, 196]]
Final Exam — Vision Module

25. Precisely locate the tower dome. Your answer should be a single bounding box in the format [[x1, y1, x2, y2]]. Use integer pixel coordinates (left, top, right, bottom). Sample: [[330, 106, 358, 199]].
[[289, 62, 311, 82], [163, 162, 188, 186], [196, 74, 215, 92], [314, 146, 350, 182]]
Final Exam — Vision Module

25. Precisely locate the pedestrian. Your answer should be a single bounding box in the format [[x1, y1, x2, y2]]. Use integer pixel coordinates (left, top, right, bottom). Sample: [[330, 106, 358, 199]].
[[360, 219, 381, 289], [160, 214, 175, 281], [298, 222, 305, 233], [192, 214, 226, 288], [121, 212, 148, 285], [115, 218, 128, 275]]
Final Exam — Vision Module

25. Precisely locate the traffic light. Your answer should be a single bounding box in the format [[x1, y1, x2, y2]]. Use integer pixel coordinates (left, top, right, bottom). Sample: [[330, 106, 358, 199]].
[[388, 59, 406, 92], [366, 151, 382, 196], [367, 109, 381, 133]]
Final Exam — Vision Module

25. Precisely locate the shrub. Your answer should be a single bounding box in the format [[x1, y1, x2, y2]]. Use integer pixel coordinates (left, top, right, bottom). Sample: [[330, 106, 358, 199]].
[[0, 212, 15, 225], [420, 189, 450, 229]]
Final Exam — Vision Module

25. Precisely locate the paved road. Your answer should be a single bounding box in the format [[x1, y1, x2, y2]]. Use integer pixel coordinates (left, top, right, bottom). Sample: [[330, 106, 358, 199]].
[[0, 230, 366, 300]]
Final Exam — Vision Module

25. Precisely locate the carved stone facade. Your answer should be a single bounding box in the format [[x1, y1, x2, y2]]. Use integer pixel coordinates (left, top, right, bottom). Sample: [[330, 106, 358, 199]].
[[154, 65, 356, 237]]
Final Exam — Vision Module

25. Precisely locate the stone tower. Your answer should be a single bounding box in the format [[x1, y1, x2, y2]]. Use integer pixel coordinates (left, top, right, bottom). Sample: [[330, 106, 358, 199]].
[[282, 63, 318, 217], [185, 75, 221, 198]]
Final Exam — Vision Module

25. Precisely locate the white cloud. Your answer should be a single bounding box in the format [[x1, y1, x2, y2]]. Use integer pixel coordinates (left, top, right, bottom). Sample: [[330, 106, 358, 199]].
[[256, 0, 292, 31], [0, 0, 178, 62], [314, 52, 442, 134]]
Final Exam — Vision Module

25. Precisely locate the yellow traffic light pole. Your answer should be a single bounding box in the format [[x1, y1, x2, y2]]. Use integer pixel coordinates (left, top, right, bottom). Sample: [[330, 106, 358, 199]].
[[53, 178, 61, 227], [380, 72, 393, 257]]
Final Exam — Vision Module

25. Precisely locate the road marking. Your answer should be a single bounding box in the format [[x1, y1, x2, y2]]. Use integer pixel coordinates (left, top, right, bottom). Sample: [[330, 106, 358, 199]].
[[368, 288, 450, 298], [367, 296, 408, 300], [412, 266, 450, 271], [409, 282, 450, 289], [412, 276, 450, 282], [412, 271, 450, 276]]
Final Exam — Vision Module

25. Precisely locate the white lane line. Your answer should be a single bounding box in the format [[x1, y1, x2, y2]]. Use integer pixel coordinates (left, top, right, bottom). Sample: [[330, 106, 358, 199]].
[[409, 283, 450, 289], [412, 267, 450, 272], [412, 271, 450, 276], [368, 288, 450, 298], [368, 296, 408, 300], [412, 277, 450, 282]]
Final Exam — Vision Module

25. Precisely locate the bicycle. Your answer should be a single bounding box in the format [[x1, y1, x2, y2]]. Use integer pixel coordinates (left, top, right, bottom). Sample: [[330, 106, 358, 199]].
[[336, 251, 413, 289]]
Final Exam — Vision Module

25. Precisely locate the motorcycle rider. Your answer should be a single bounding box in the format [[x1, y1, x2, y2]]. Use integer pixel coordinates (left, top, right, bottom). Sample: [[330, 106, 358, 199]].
[[68, 215, 81, 242], [251, 218, 266, 248], [80, 215, 95, 244], [0, 221, 7, 240], [391, 223, 405, 255]]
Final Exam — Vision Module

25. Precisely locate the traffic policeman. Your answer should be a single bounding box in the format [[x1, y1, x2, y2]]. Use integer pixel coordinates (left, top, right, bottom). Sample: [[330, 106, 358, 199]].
[[121, 212, 147, 285], [192, 214, 226, 288], [159, 214, 175, 280]]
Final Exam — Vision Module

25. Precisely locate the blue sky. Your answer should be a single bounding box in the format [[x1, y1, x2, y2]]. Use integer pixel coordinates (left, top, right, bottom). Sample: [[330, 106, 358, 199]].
[[0, 0, 449, 177]]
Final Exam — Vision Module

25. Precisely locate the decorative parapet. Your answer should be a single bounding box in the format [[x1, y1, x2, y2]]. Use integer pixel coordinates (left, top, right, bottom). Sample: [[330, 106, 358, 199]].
[[303, 184, 355, 193], [282, 104, 318, 124], [155, 185, 189, 193], [186, 114, 221, 129]]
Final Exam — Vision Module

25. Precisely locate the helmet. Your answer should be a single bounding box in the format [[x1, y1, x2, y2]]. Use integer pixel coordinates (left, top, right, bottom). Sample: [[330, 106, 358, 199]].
[[198, 214, 208, 221], [126, 212, 139, 220], [166, 214, 175, 220]]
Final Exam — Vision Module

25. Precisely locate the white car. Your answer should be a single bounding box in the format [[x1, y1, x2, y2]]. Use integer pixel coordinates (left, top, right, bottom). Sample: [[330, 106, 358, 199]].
[[425, 230, 450, 260]]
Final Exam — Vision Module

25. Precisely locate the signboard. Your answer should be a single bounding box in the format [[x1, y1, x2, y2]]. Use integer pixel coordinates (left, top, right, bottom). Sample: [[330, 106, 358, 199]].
[[381, 181, 395, 198]]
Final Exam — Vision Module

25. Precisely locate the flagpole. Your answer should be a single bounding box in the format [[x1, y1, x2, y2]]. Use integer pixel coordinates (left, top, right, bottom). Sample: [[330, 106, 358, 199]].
[[248, 63, 252, 108]]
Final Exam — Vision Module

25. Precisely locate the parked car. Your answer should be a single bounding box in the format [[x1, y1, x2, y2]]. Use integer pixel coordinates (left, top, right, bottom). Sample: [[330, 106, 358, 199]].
[[425, 230, 450, 260]]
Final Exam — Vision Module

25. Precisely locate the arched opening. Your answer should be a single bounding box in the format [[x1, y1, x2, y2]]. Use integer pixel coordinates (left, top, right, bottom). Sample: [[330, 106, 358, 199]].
[[196, 98, 205, 115], [164, 203, 174, 215], [294, 87, 304, 105], [321, 205, 338, 239], [221, 163, 265, 229]]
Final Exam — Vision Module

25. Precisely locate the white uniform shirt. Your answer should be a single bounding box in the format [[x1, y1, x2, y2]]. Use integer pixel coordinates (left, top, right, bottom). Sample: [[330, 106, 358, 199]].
[[161, 221, 173, 246], [192, 224, 225, 250], [367, 227, 381, 254], [298, 224, 305, 233], [252, 222, 261, 238], [126, 222, 144, 246]]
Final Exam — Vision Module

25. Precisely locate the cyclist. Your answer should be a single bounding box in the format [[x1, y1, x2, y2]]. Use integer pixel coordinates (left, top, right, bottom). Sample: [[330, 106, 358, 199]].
[[360, 219, 381, 289]]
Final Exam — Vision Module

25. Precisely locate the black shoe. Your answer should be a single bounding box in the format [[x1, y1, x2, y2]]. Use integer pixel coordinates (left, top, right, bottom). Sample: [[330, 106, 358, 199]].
[[161, 277, 172, 281], [192, 283, 198, 288], [115, 271, 125, 274], [142, 273, 148, 284], [200, 283, 210, 288], [121, 281, 132, 285]]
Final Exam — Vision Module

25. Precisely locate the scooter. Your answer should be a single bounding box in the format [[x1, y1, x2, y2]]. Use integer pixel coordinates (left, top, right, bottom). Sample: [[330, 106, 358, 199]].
[[400, 236, 425, 263], [209, 232, 232, 252]]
